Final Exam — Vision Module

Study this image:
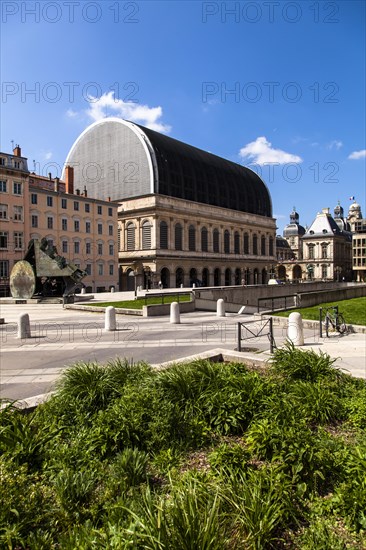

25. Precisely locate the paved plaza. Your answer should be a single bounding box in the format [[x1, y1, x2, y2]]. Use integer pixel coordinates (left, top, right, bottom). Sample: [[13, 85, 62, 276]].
[[1, 293, 365, 403]]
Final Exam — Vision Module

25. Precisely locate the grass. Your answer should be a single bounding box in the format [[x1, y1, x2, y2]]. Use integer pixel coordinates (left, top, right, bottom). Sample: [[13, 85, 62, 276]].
[[1, 351, 366, 548], [274, 296, 366, 326], [84, 294, 191, 309]]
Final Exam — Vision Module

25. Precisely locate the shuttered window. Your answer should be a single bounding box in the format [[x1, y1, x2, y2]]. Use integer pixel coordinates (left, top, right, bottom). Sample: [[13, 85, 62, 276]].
[[126, 223, 135, 251], [175, 223, 183, 250], [188, 225, 196, 251], [201, 227, 208, 252], [160, 221, 168, 249], [142, 220, 151, 249]]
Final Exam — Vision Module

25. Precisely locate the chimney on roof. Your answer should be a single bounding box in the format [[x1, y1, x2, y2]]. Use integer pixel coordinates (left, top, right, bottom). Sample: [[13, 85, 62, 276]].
[[76, 189, 80, 196], [64, 165, 74, 195], [54, 177, 60, 192], [83, 186, 87, 197], [13, 145, 21, 157], [48, 172, 52, 180]]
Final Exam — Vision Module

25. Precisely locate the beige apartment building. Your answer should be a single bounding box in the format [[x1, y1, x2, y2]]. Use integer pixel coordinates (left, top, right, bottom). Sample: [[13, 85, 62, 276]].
[[0, 147, 119, 296]]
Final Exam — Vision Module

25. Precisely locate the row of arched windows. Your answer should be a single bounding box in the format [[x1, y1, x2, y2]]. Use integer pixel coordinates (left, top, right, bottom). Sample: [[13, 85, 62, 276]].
[[159, 266, 269, 288], [160, 221, 274, 256]]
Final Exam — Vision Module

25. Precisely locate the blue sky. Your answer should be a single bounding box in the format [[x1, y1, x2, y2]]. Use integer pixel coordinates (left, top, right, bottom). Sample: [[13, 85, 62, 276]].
[[1, 0, 365, 232]]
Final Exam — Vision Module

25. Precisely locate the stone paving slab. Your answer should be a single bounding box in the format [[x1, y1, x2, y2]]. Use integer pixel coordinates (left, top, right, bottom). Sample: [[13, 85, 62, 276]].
[[0, 301, 365, 404]]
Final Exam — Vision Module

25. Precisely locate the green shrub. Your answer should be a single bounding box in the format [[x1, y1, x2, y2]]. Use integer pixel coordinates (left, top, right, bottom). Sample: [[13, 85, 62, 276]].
[[270, 341, 341, 382]]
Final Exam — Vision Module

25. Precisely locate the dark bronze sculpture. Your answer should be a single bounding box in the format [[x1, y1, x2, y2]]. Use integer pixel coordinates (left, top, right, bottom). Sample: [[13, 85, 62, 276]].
[[10, 239, 87, 300]]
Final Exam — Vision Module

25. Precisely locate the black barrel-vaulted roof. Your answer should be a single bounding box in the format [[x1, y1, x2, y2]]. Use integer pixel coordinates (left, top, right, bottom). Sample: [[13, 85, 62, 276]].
[[136, 124, 272, 217], [64, 118, 272, 217]]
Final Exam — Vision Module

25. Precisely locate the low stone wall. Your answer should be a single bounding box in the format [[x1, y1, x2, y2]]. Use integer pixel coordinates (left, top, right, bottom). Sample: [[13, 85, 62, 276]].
[[194, 283, 366, 312], [143, 300, 195, 317]]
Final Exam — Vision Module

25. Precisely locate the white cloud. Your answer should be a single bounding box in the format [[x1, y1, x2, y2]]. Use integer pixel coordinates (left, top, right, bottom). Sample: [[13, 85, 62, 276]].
[[239, 136, 302, 165], [41, 151, 53, 160], [66, 109, 78, 118], [327, 140, 343, 150], [348, 149, 366, 160], [85, 91, 171, 134]]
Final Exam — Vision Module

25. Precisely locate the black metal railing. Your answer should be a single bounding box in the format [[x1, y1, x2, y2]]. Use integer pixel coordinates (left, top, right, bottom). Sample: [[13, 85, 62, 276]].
[[237, 317, 276, 353]]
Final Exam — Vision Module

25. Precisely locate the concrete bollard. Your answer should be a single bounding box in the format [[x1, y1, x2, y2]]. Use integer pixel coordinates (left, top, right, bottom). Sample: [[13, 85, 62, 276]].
[[81, 287, 86, 294], [170, 301, 180, 324], [110, 286, 115, 293], [217, 298, 225, 317], [287, 312, 304, 346], [105, 306, 116, 331], [18, 313, 31, 339]]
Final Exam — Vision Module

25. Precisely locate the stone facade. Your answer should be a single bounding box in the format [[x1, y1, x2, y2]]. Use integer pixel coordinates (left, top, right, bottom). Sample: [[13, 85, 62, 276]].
[[278, 206, 353, 282], [118, 194, 277, 290]]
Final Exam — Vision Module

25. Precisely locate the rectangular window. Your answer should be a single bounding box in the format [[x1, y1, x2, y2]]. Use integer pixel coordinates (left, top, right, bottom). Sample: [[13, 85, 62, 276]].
[[0, 204, 8, 219], [62, 241, 68, 253], [47, 196, 53, 207], [31, 193, 38, 204], [0, 158, 5, 166], [14, 231, 23, 250], [61, 198, 67, 209], [0, 260, 9, 278], [86, 264, 92, 275], [74, 220, 80, 232], [74, 201, 79, 211], [108, 207, 113, 216], [85, 203, 90, 213], [13, 205, 23, 221], [109, 244, 114, 255], [0, 181, 7, 192], [98, 264, 104, 275], [74, 241, 80, 254], [0, 231, 8, 248], [108, 225, 113, 236], [13, 182, 22, 195], [98, 223, 103, 235], [97, 205, 102, 215], [86, 242, 91, 254], [31, 215, 38, 228], [109, 264, 114, 275], [47, 217, 53, 229], [85, 221, 91, 233], [98, 243, 103, 255], [62, 218, 67, 231]]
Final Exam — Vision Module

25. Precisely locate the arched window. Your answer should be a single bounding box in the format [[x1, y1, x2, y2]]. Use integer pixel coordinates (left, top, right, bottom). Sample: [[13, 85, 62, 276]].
[[176, 267, 184, 287], [126, 222, 135, 251], [188, 225, 196, 251], [224, 230, 230, 254], [160, 221, 168, 249], [202, 268, 209, 286], [253, 234, 258, 255], [261, 235, 266, 255], [225, 268, 231, 286], [175, 223, 183, 250], [214, 268, 220, 286], [213, 229, 220, 253], [244, 233, 249, 254], [201, 227, 208, 252], [142, 220, 151, 249], [234, 232, 240, 254]]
